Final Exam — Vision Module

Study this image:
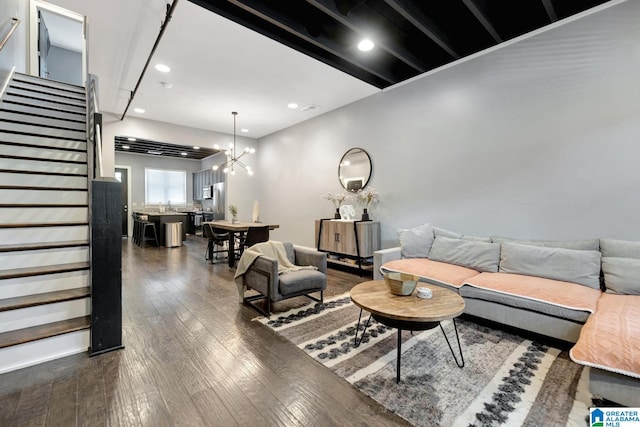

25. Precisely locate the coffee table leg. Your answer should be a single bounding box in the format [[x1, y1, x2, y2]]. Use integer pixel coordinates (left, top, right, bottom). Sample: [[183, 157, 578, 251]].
[[439, 318, 464, 368], [353, 309, 373, 348], [396, 329, 402, 383]]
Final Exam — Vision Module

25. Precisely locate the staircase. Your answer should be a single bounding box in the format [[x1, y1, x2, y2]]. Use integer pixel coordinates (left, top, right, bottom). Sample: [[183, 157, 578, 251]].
[[0, 73, 91, 374]]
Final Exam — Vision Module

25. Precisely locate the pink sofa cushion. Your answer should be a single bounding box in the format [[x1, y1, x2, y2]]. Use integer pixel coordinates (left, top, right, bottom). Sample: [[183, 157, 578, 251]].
[[381, 258, 480, 289], [463, 272, 601, 313], [570, 293, 640, 378]]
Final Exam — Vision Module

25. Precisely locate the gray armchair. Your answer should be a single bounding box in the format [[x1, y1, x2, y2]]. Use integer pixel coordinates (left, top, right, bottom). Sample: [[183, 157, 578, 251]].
[[241, 242, 327, 316]]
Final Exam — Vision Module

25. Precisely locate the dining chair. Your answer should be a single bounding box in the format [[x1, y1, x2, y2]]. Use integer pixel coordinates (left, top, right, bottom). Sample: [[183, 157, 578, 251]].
[[241, 226, 270, 252], [204, 223, 231, 263]]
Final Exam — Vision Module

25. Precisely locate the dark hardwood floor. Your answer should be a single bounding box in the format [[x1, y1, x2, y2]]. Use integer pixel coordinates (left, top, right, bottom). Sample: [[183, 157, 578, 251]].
[[0, 236, 410, 426]]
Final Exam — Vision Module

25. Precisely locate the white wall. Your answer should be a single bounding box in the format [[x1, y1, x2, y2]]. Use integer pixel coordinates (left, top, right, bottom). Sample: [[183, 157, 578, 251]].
[[255, 1, 640, 248], [47, 45, 82, 85], [0, 0, 28, 85]]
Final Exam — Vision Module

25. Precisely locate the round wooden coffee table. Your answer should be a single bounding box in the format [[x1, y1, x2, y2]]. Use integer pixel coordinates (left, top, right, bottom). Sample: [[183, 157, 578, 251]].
[[350, 280, 465, 383]]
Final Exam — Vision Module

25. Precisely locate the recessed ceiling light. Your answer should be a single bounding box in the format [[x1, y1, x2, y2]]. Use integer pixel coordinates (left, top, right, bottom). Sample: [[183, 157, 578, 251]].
[[147, 150, 163, 155], [160, 81, 173, 89], [155, 64, 171, 73], [180, 152, 187, 156], [127, 137, 136, 141], [122, 145, 130, 149], [357, 39, 375, 52], [241, 128, 249, 133], [193, 146, 200, 150], [133, 108, 145, 113], [287, 103, 298, 109]]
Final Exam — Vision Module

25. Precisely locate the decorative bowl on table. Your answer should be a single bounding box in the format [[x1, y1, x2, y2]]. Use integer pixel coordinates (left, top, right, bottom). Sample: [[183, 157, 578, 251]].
[[384, 272, 419, 296]]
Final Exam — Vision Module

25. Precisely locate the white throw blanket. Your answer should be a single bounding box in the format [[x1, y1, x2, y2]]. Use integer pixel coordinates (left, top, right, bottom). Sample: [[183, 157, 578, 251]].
[[234, 241, 317, 301]]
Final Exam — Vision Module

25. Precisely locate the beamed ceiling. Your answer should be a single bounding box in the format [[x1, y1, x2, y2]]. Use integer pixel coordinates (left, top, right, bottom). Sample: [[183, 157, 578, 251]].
[[189, 0, 611, 89], [114, 136, 219, 160]]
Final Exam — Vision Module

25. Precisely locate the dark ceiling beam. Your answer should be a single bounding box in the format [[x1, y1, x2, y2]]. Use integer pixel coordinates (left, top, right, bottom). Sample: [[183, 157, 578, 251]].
[[540, 0, 558, 22], [226, 0, 397, 85], [114, 136, 219, 160], [305, 0, 425, 73], [461, 0, 502, 43], [382, 0, 460, 59], [335, 0, 367, 16]]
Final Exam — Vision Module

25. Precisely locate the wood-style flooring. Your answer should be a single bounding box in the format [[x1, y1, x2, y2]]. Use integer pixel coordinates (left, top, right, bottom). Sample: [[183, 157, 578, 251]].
[[0, 236, 410, 426]]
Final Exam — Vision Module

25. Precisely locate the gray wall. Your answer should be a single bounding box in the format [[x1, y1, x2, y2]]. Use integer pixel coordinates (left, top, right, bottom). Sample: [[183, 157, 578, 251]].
[[0, 0, 28, 91], [254, 1, 640, 249], [47, 45, 82, 85]]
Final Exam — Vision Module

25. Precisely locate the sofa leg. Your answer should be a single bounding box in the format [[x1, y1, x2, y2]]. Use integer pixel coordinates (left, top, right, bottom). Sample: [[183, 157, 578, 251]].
[[243, 293, 271, 317], [306, 290, 324, 307]]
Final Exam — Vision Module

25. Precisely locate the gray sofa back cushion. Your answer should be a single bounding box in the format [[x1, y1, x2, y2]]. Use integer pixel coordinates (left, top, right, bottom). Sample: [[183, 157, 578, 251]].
[[428, 236, 500, 273], [462, 234, 492, 243], [433, 226, 462, 239], [600, 238, 640, 259], [434, 226, 491, 242], [499, 242, 601, 289], [491, 236, 599, 251], [283, 242, 295, 263], [398, 223, 434, 258], [602, 257, 640, 295]]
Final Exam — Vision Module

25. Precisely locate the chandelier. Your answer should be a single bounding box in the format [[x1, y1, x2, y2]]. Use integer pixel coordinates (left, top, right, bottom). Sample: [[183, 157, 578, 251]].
[[212, 111, 255, 175]]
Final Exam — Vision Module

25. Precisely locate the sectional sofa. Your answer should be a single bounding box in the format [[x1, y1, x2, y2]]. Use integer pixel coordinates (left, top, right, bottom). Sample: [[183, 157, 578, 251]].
[[373, 223, 640, 407]]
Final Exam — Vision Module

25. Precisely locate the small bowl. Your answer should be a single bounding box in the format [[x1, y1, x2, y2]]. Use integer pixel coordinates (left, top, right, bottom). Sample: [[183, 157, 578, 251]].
[[416, 287, 433, 299], [384, 272, 419, 296]]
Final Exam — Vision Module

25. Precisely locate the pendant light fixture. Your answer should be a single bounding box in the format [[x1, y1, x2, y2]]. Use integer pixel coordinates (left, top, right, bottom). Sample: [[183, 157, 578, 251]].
[[212, 111, 255, 175]]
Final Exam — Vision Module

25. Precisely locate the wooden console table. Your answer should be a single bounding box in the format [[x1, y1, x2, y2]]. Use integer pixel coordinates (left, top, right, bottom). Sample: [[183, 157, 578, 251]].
[[315, 219, 380, 275]]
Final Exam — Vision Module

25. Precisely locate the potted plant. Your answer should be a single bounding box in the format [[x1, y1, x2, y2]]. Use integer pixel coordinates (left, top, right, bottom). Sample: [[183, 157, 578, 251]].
[[228, 205, 238, 223], [322, 192, 348, 219], [356, 187, 379, 221]]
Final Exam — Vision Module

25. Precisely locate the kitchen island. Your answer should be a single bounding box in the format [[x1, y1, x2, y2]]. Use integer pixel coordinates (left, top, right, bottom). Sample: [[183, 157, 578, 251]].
[[137, 212, 188, 246]]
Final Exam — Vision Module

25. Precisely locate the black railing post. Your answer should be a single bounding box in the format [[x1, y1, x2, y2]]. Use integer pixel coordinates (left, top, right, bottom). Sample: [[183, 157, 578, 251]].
[[89, 178, 124, 356]]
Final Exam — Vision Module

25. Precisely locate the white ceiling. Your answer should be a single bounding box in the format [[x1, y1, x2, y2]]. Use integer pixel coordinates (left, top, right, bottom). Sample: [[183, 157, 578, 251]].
[[48, 0, 380, 139]]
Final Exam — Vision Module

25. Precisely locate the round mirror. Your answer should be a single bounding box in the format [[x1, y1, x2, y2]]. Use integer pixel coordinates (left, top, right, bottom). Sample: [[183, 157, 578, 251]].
[[338, 148, 372, 192]]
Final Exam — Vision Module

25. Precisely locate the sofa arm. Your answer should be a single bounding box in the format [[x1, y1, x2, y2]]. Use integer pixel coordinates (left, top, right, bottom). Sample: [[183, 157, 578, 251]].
[[243, 255, 279, 299], [373, 247, 402, 280], [294, 245, 327, 275]]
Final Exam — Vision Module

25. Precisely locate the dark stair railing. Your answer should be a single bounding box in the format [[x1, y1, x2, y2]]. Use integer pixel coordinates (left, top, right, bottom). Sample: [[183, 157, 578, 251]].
[[0, 17, 20, 52]]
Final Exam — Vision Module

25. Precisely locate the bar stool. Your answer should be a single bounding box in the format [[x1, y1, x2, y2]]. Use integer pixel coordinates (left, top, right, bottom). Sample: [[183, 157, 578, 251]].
[[141, 221, 159, 247], [133, 214, 146, 246], [132, 213, 141, 245]]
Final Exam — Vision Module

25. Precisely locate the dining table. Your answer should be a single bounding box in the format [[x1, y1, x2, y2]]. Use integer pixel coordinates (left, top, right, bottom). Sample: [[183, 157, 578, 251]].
[[203, 221, 280, 267]]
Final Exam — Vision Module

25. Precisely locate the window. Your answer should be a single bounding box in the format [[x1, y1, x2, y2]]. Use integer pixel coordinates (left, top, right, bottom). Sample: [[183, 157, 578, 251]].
[[145, 168, 186, 205]]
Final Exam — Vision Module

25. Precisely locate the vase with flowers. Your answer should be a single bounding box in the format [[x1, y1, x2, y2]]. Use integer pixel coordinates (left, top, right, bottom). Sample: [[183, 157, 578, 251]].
[[356, 187, 379, 221], [228, 204, 238, 223], [322, 192, 348, 219]]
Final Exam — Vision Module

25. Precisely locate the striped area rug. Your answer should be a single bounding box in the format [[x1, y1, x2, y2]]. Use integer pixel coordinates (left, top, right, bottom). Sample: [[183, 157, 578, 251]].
[[255, 294, 592, 427]]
